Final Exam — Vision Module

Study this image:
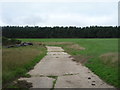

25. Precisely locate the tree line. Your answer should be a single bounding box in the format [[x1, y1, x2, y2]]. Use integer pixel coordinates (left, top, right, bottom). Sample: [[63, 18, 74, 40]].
[[2, 26, 120, 38]]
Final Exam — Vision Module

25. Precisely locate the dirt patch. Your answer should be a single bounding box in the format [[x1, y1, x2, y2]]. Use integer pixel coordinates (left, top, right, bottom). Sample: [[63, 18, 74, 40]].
[[100, 52, 118, 67], [3, 80, 32, 89], [71, 55, 91, 64], [67, 44, 85, 50], [14, 80, 32, 88]]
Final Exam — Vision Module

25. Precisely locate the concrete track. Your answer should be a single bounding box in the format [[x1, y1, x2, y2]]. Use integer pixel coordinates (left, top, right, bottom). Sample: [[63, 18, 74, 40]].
[[19, 46, 114, 89]]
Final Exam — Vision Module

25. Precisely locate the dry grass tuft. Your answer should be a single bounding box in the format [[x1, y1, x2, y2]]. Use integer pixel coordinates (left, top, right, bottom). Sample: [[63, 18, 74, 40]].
[[71, 55, 91, 64], [32, 42, 45, 46], [43, 42, 73, 45], [67, 44, 85, 50], [3, 48, 39, 69], [100, 52, 118, 67]]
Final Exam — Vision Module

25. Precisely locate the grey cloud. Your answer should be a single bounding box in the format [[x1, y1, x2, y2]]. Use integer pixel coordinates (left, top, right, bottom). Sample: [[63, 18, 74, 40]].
[[118, 1, 120, 26], [0, 2, 118, 26], [17, 15, 47, 25], [2, 14, 48, 25]]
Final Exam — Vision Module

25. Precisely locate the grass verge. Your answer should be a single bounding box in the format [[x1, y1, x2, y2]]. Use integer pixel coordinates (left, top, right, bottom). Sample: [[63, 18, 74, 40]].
[[2, 45, 46, 88]]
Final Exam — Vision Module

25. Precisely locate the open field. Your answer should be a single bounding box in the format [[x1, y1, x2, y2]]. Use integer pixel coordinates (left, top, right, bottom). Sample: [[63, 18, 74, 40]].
[[20, 38, 119, 87], [2, 45, 46, 87]]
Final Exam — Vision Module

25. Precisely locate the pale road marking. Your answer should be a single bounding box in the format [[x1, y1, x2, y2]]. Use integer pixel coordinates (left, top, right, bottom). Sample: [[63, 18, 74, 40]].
[[19, 46, 115, 88]]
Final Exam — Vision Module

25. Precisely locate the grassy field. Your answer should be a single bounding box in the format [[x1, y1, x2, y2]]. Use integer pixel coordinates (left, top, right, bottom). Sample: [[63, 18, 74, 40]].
[[2, 44, 46, 87], [20, 38, 119, 88]]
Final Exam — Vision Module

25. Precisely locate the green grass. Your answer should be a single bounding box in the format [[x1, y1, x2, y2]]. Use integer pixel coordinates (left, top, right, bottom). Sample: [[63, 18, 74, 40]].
[[2, 45, 47, 87], [21, 74, 31, 78], [19, 38, 119, 88], [47, 75, 58, 79], [47, 75, 58, 90]]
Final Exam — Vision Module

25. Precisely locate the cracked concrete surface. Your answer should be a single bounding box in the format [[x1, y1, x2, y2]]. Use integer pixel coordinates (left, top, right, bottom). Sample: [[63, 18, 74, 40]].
[[18, 46, 114, 89]]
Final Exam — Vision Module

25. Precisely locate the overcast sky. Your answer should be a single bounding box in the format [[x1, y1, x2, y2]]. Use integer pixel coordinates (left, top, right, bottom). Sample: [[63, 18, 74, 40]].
[[0, 0, 118, 27]]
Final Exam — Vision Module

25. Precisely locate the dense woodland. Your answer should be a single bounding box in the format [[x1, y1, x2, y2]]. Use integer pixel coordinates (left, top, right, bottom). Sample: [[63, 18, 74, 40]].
[[2, 26, 120, 38]]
